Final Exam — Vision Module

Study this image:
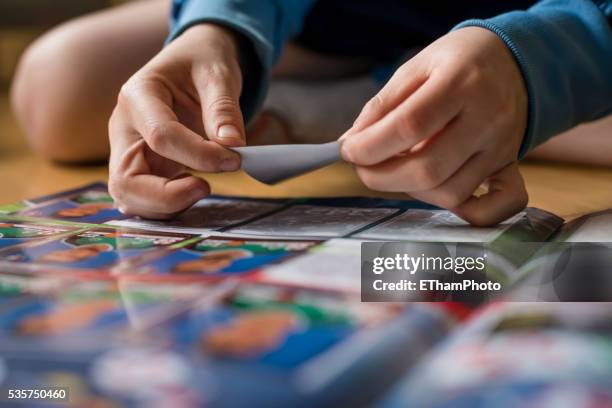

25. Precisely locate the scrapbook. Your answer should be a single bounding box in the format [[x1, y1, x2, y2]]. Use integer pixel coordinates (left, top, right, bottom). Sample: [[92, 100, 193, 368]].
[[0, 182, 609, 406]]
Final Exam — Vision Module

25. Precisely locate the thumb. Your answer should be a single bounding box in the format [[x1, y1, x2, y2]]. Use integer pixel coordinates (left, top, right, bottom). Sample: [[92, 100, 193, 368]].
[[195, 66, 246, 147], [349, 58, 428, 135]]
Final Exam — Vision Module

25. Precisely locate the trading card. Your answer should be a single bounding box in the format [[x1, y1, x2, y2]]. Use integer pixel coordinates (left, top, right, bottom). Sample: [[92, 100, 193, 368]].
[[2, 344, 209, 406], [228, 205, 398, 238], [109, 196, 286, 233], [148, 284, 450, 406], [162, 285, 377, 368], [130, 236, 319, 281], [255, 239, 362, 293], [353, 209, 523, 242], [0, 218, 81, 249], [88, 347, 210, 406], [381, 303, 612, 408], [0, 280, 202, 362], [0, 227, 198, 271], [0, 182, 111, 216], [0, 279, 26, 308], [18, 184, 125, 224], [0, 201, 27, 215], [300, 196, 435, 210], [0, 294, 130, 359], [0, 273, 74, 301], [23, 182, 111, 205]]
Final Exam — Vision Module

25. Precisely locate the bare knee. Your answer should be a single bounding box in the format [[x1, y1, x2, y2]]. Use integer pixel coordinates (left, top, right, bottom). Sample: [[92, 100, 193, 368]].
[[11, 20, 112, 162]]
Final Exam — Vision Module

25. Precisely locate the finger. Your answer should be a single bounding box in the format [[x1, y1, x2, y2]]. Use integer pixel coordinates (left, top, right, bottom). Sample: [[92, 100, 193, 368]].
[[111, 114, 187, 180], [193, 63, 246, 147], [117, 173, 210, 219], [108, 109, 211, 219], [143, 148, 186, 179], [341, 74, 463, 166], [353, 114, 485, 192], [408, 152, 495, 209], [109, 106, 141, 172], [122, 79, 241, 172], [451, 163, 528, 227], [109, 139, 210, 218], [350, 58, 428, 133]]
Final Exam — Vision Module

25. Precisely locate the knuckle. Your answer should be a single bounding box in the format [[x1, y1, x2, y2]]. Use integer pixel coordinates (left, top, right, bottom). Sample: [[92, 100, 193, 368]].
[[117, 85, 130, 105], [462, 64, 486, 89], [206, 63, 232, 81], [117, 86, 130, 106], [199, 63, 234, 89], [396, 113, 426, 144], [414, 158, 442, 190], [364, 95, 384, 115], [145, 122, 170, 152], [107, 110, 121, 141], [208, 95, 239, 117], [393, 61, 413, 78], [118, 78, 141, 105], [119, 74, 160, 105]]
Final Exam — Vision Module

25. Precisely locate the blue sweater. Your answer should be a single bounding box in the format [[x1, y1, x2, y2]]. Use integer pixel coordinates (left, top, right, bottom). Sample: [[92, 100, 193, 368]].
[[168, 0, 612, 154]]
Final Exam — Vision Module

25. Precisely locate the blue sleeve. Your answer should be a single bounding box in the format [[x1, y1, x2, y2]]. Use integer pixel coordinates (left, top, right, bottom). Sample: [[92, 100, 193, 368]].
[[167, 0, 315, 122], [455, 0, 612, 156]]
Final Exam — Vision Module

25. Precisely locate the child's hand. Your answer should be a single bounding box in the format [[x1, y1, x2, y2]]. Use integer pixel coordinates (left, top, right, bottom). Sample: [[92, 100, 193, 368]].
[[341, 27, 529, 226], [108, 24, 244, 219]]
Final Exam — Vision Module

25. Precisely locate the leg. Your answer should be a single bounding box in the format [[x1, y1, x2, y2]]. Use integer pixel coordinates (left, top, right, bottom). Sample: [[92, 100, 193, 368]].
[[249, 75, 380, 145], [249, 44, 378, 145], [11, 0, 368, 162], [254, 47, 420, 145], [10, 0, 170, 162], [526, 115, 612, 166]]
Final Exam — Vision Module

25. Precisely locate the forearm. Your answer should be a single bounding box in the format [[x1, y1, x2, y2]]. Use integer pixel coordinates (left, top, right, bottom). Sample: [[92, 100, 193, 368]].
[[455, 0, 612, 156]]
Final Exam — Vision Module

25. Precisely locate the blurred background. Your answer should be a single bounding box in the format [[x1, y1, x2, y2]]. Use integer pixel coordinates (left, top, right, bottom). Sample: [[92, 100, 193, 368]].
[[0, 0, 126, 154], [0, 1, 129, 88]]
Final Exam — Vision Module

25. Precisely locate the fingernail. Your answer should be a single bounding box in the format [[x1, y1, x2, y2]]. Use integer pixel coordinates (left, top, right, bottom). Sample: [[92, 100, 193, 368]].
[[221, 157, 240, 172], [218, 124, 242, 141]]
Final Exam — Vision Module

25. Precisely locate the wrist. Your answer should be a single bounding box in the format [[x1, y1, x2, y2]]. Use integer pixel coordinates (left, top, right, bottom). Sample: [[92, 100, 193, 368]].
[[181, 23, 240, 60]]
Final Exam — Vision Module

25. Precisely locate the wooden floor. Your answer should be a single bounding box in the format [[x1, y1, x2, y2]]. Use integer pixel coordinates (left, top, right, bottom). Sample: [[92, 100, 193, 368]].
[[2, 95, 611, 221]]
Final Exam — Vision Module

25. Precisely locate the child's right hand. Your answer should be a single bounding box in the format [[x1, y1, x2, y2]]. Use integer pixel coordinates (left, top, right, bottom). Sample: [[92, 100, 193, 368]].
[[108, 24, 244, 219], [341, 27, 529, 226]]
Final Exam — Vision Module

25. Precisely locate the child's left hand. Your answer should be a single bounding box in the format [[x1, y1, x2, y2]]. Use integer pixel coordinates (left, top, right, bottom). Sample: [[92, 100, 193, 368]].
[[341, 27, 529, 226]]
